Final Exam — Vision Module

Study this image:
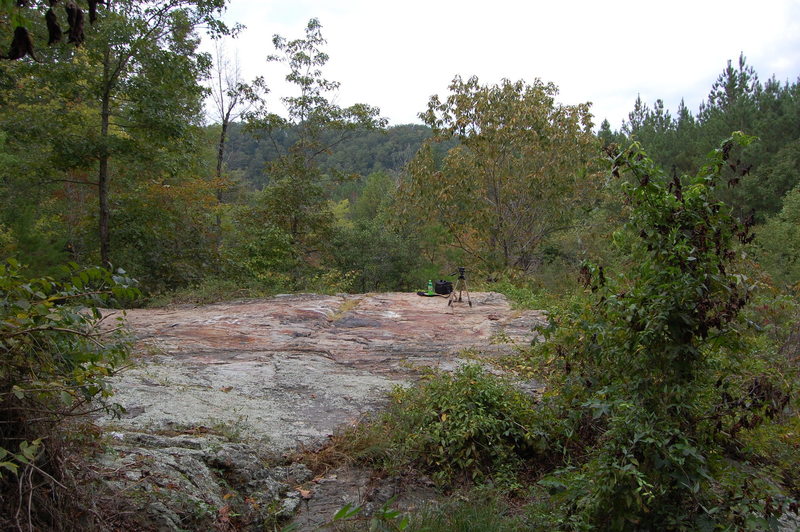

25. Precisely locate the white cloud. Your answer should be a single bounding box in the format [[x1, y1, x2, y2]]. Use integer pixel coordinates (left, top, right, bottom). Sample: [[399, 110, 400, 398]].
[[206, 0, 800, 128]]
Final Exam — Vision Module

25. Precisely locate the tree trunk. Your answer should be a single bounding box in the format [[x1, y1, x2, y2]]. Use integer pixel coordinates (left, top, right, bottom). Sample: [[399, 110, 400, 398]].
[[215, 121, 228, 180], [99, 50, 112, 268], [215, 120, 228, 228], [99, 149, 110, 268]]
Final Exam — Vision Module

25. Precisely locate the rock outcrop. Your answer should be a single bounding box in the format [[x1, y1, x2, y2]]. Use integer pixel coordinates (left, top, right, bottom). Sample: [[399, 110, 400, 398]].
[[94, 292, 545, 529]]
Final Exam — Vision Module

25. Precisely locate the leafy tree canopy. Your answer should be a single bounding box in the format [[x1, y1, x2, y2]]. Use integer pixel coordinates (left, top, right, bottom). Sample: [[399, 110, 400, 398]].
[[402, 75, 599, 273]]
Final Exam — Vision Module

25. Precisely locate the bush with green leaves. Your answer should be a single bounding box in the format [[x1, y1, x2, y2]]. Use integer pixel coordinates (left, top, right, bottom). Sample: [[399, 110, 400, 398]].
[[757, 184, 800, 289], [327, 219, 429, 293], [378, 364, 544, 485], [535, 135, 797, 530], [0, 259, 137, 529]]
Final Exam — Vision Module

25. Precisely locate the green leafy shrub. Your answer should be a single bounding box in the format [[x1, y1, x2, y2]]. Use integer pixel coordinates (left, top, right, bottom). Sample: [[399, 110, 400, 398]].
[[327, 219, 430, 293], [111, 179, 221, 294], [382, 365, 544, 485], [0, 259, 137, 529], [143, 275, 286, 307], [408, 492, 524, 531], [757, 184, 800, 289], [535, 135, 798, 529]]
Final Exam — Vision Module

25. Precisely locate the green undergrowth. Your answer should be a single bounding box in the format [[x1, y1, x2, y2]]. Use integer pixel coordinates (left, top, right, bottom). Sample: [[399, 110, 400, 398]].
[[407, 491, 525, 531], [317, 364, 550, 491], [0, 260, 138, 529], [142, 268, 361, 307], [311, 138, 800, 530], [386, 365, 545, 486], [320, 490, 525, 532], [476, 277, 574, 311], [143, 276, 288, 307]]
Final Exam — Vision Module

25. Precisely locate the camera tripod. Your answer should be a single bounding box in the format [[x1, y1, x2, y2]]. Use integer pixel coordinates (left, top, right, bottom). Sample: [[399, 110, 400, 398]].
[[448, 268, 472, 307]]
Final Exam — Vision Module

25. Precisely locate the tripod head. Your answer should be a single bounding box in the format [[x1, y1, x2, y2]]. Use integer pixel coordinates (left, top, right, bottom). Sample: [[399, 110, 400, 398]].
[[450, 266, 466, 280]]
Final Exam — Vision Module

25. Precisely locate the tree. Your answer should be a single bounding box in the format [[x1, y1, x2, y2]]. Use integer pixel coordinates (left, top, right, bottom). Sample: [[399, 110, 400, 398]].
[[208, 40, 267, 223], [110, 175, 221, 292], [702, 53, 759, 128], [0, 0, 233, 269], [758, 183, 800, 288], [221, 123, 436, 187], [402, 75, 599, 272], [540, 135, 795, 529], [598, 119, 625, 148], [671, 98, 701, 173], [89, 1, 230, 267], [615, 57, 800, 220], [698, 54, 760, 194], [621, 93, 650, 138], [246, 18, 386, 262], [324, 171, 432, 292]]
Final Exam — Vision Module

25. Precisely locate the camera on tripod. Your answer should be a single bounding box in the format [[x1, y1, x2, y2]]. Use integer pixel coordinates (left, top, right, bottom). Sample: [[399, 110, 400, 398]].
[[448, 266, 472, 307]]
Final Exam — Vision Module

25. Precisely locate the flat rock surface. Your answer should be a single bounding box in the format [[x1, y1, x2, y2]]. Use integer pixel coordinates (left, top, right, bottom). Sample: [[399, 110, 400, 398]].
[[100, 292, 545, 451], [91, 292, 545, 529]]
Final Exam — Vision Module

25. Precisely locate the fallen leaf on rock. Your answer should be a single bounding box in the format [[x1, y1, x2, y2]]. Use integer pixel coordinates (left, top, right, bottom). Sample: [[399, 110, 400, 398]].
[[221, 386, 233, 392], [299, 488, 313, 499]]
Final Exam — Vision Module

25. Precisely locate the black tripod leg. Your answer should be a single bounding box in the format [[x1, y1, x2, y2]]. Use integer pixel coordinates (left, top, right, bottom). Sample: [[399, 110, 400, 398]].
[[454, 278, 470, 306]]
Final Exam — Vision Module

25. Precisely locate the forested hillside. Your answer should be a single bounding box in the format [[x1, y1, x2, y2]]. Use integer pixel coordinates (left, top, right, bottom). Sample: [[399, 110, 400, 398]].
[[222, 122, 438, 188], [0, 2, 798, 530]]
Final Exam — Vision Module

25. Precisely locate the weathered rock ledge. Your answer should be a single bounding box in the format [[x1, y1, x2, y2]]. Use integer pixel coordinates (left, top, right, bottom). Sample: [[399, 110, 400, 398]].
[[94, 292, 545, 529]]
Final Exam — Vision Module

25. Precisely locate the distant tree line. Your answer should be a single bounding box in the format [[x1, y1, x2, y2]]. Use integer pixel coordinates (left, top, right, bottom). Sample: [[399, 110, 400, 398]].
[[598, 54, 800, 288], [1, 8, 797, 295], [221, 122, 442, 188], [600, 54, 800, 222]]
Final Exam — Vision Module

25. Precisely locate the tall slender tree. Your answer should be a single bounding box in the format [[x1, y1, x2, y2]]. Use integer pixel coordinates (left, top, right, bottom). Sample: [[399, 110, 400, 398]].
[[209, 40, 267, 220], [90, 1, 232, 266], [247, 18, 386, 259]]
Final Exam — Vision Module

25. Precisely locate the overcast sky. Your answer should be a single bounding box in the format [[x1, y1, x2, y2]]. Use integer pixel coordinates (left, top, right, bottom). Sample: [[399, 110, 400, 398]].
[[204, 0, 800, 130]]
